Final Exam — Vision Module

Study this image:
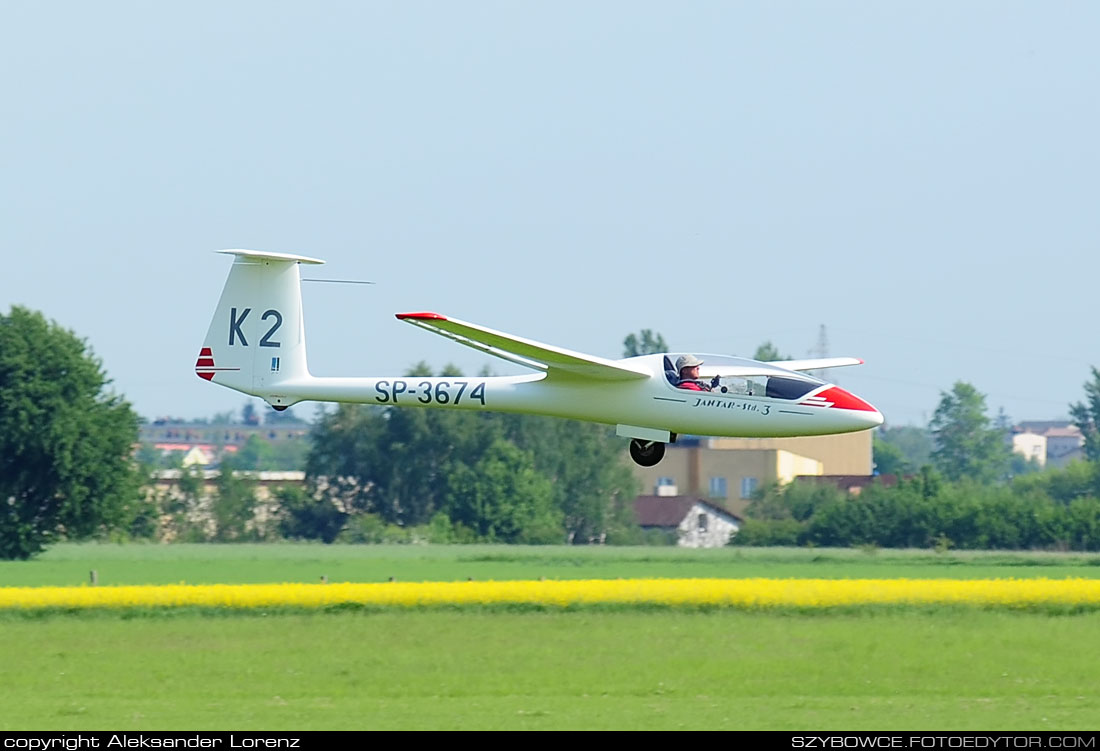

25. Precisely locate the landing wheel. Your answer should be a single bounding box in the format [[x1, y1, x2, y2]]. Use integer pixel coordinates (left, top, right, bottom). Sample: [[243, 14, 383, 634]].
[[629, 439, 666, 467]]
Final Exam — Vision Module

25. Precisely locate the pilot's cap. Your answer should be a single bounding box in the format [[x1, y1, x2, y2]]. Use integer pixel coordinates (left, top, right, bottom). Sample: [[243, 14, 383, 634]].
[[675, 354, 704, 371]]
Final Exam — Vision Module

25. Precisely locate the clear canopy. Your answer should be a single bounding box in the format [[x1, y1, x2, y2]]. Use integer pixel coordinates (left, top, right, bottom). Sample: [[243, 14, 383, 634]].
[[663, 354, 825, 400]]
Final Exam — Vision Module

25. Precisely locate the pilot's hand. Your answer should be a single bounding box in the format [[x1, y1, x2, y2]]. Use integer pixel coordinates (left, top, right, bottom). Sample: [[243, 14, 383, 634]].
[[711, 376, 720, 388]]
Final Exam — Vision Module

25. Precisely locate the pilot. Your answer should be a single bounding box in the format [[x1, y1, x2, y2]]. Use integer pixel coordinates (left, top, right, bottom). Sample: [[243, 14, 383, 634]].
[[675, 355, 712, 391]]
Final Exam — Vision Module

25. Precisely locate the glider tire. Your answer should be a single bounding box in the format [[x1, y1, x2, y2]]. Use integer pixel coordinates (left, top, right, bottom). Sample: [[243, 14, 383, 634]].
[[629, 439, 666, 467]]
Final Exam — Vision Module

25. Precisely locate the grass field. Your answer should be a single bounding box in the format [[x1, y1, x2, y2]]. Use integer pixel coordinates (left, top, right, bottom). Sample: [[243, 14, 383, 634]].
[[4, 543, 1100, 587], [3, 544, 1099, 730], [2, 610, 1098, 730]]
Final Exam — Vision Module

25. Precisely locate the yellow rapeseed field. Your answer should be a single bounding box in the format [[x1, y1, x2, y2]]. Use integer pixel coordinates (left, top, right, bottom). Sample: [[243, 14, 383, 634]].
[[2, 578, 1100, 610]]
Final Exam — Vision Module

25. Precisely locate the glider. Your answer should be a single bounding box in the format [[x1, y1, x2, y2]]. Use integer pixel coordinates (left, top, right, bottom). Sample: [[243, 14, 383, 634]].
[[197, 250, 883, 466]]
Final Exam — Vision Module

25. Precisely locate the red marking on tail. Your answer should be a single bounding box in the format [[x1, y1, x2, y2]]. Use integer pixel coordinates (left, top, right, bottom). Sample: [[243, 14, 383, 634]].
[[196, 348, 219, 382]]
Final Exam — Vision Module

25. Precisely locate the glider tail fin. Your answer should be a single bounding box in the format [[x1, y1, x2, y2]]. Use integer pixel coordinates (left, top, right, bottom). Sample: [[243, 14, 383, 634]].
[[196, 250, 324, 406]]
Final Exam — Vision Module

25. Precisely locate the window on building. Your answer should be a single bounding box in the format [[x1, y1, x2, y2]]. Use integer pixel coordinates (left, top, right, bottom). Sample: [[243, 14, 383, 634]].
[[740, 476, 759, 499], [657, 477, 675, 487], [698, 513, 708, 532], [709, 476, 727, 499]]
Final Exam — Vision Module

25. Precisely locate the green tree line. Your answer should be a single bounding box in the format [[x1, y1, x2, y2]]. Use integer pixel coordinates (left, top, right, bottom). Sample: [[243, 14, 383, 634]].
[[7, 302, 1100, 558], [738, 380, 1100, 551], [281, 361, 640, 544], [735, 463, 1100, 551]]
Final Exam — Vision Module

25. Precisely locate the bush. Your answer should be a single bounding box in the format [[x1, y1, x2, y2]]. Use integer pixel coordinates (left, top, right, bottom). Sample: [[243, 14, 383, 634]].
[[732, 518, 804, 547]]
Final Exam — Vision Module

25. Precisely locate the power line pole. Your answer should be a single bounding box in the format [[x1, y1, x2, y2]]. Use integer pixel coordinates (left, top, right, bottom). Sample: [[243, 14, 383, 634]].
[[811, 324, 829, 382]]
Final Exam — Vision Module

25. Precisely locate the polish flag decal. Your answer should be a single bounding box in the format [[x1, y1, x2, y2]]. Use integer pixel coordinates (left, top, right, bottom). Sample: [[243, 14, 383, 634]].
[[195, 348, 239, 382]]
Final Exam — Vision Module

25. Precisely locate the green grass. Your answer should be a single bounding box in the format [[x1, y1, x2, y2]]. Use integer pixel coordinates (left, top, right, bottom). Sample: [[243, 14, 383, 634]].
[[2, 610, 1098, 730], [4, 544, 1099, 730], [3, 543, 1100, 587]]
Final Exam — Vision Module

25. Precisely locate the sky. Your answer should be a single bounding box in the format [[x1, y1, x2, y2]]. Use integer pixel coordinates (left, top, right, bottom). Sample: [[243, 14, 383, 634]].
[[2, 1, 1098, 428]]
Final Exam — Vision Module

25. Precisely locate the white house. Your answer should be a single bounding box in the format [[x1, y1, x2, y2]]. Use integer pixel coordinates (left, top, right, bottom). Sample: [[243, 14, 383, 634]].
[[634, 495, 741, 548]]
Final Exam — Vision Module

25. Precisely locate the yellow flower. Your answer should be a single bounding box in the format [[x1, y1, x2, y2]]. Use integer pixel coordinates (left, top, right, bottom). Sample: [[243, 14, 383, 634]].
[[1, 578, 1099, 611]]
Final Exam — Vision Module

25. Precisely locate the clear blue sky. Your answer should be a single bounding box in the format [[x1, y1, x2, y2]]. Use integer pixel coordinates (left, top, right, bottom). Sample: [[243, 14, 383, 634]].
[[2, 2, 1097, 427]]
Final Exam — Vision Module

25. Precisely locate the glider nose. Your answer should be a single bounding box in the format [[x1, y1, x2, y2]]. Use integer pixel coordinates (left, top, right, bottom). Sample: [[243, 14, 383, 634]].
[[861, 403, 885, 429], [811, 386, 884, 429]]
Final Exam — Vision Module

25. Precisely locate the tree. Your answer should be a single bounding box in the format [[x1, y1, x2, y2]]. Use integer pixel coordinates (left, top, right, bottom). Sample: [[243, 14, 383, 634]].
[[229, 435, 276, 471], [266, 405, 308, 425], [303, 363, 638, 543], [929, 382, 1011, 483], [443, 439, 562, 543], [241, 401, 260, 426], [872, 436, 910, 476], [752, 341, 788, 362], [276, 485, 347, 543], [497, 415, 639, 543], [622, 330, 668, 357], [1070, 366, 1100, 463], [306, 402, 501, 528], [210, 468, 260, 541], [0, 307, 139, 559], [877, 425, 934, 469]]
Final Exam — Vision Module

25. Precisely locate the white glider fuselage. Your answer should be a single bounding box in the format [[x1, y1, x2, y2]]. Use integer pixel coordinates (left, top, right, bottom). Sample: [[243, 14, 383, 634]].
[[255, 364, 881, 439], [196, 250, 883, 462]]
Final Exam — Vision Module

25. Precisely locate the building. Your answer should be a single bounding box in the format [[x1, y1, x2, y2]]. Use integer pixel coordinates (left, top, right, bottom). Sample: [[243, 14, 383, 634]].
[[632, 431, 873, 517], [634, 495, 741, 548], [795, 474, 900, 496], [1011, 432, 1047, 468], [1012, 422, 1085, 468], [151, 469, 306, 499], [138, 419, 310, 468], [140, 420, 309, 447]]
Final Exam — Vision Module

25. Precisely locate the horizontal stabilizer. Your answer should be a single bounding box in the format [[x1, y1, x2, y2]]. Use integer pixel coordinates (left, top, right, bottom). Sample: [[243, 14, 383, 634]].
[[216, 249, 325, 265]]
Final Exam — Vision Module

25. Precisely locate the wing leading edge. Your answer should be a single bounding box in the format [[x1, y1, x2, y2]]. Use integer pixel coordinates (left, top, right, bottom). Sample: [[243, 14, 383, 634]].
[[766, 357, 864, 372], [396, 312, 650, 382]]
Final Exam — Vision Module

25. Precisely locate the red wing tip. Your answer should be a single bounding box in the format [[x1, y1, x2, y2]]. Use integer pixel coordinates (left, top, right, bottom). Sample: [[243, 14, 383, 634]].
[[396, 312, 447, 321]]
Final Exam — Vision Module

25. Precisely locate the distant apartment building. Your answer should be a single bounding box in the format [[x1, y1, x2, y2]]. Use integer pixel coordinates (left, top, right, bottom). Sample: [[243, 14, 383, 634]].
[[138, 419, 310, 466], [1011, 421, 1085, 468], [140, 420, 309, 446], [631, 431, 873, 517]]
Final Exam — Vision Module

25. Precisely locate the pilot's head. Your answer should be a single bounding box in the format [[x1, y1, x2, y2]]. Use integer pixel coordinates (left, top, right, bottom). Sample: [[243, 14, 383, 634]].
[[675, 354, 704, 378]]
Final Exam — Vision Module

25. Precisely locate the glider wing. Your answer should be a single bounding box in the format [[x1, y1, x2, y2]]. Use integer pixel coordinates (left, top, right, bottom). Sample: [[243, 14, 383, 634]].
[[396, 312, 650, 381]]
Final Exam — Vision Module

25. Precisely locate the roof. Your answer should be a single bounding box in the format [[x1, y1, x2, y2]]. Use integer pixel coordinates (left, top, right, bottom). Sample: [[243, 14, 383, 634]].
[[634, 495, 741, 528], [796, 474, 899, 492], [1043, 427, 1083, 439], [153, 470, 305, 482], [1016, 420, 1075, 434], [153, 443, 239, 453]]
